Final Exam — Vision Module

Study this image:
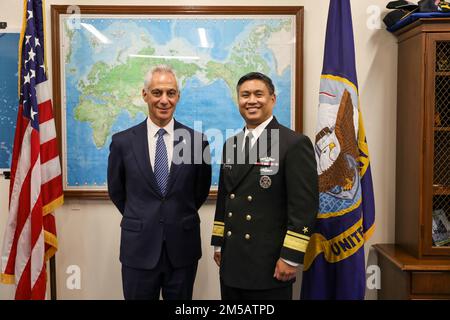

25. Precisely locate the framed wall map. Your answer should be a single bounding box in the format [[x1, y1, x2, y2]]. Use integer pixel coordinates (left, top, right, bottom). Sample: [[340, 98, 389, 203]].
[[51, 5, 304, 198], [0, 31, 20, 172]]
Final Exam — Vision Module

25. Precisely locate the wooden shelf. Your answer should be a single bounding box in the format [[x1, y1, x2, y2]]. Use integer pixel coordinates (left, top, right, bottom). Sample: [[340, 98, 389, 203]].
[[374, 244, 450, 271], [433, 185, 450, 195], [435, 127, 450, 132], [436, 71, 450, 76]]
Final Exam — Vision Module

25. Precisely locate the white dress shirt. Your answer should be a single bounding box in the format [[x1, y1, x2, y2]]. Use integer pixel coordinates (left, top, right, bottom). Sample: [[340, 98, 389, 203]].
[[147, 117, 174, 172], [242, 115, 273, 150], [215, 115, 299, 267]]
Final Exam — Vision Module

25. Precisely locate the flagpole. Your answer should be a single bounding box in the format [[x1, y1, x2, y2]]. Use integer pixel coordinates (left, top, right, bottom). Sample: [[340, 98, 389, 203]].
[[50, 256, 57, 300]]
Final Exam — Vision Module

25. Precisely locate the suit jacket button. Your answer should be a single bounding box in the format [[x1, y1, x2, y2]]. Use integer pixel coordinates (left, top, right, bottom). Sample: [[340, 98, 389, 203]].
[[228, 212, 233, 218], [245, 234, 250, 240], [247, 195, 252, 202], [246, 214, 251, 221], [230, 194, 235, 199], [227, 231, 232, 237]]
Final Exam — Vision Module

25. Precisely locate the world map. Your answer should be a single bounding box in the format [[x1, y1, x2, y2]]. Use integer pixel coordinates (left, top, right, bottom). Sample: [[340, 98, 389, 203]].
[[62, 16, 296, 189], [0, 33, 19, 170]]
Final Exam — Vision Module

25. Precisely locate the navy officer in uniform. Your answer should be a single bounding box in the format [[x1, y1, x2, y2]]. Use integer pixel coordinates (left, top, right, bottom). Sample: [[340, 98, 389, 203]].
[[211, 72, 318, 299]]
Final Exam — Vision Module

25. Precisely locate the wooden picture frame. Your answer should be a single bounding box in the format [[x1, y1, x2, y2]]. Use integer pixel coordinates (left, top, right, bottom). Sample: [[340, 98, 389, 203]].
[[50, 5, 304, 199]]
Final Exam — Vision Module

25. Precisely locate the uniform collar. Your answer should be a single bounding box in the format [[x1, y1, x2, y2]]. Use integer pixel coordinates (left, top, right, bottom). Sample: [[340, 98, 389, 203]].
[[244, 115, 274, 141]]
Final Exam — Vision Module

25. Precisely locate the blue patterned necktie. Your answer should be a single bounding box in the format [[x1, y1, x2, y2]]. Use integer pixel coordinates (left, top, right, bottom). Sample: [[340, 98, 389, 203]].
[[154, 128, 169, 195]]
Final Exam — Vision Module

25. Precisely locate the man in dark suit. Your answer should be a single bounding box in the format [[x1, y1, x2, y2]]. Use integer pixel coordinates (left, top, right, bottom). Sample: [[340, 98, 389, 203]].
[[211, 72, 318, 300], [108, 65, 211, 300]]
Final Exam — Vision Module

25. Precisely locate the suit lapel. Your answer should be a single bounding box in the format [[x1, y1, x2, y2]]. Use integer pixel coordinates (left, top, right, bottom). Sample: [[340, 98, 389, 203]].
[[131, 120, 162, 197], [231, 131, 253, 190], [165, 120, 184, 196], [221, 136, 237, 192], [256, 117, 279, 161]]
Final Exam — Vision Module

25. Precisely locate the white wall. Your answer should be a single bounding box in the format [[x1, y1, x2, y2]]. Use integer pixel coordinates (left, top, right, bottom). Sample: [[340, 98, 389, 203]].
[[0, 0, 397, 300]]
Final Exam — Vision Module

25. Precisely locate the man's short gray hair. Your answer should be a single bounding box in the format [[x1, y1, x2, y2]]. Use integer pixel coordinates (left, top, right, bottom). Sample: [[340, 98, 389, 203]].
[[143, 64, 178, 89]]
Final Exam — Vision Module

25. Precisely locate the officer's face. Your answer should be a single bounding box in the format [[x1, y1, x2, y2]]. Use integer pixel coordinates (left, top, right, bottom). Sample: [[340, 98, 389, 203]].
[[142, 71, 179, 127], [237, 79, 276, 129]]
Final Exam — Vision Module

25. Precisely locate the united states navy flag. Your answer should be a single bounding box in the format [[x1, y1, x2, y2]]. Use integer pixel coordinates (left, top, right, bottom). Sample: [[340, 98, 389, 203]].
[[300, 0, 375, 300]]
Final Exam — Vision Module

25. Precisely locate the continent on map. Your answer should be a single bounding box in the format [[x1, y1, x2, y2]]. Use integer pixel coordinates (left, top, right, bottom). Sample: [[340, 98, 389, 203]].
[[204, 20, 291, 102], [74, 46, 201, 148]]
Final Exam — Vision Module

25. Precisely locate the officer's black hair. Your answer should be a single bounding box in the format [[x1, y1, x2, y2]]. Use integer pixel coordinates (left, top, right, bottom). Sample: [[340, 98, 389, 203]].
[[236, 72, 275, 95]]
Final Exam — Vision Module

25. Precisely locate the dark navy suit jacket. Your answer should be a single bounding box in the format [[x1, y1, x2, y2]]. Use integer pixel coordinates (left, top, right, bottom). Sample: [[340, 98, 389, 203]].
[[108, 119, 211, 270]]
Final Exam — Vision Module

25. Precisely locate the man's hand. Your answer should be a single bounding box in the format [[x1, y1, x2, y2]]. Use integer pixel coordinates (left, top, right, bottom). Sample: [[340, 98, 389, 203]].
[[213, 252, 221, 267], [273, 259, 297, 282]]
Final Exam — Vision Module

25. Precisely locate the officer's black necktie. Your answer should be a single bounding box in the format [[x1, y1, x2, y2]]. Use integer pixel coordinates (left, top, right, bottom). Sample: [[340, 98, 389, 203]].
[[244, 131, 253, 164]]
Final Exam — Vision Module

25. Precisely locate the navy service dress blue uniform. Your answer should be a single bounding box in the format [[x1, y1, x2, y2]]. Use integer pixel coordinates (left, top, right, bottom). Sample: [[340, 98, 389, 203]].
[[211, 117, 318, 293]]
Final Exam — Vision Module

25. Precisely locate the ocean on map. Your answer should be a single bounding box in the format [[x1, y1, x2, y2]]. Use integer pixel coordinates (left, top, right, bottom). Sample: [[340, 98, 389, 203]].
[[0, 33, 20, 170]]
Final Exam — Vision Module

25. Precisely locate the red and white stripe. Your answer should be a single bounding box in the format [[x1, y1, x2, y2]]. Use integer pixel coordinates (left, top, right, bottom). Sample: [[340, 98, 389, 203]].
[[1, 80, 62, 299]]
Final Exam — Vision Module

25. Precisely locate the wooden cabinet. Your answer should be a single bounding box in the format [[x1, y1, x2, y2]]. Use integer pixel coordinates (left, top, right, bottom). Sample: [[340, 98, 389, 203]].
[[395, 18, 450, 258], [374, 244, 450, 299], [375, 18, 450, 300]]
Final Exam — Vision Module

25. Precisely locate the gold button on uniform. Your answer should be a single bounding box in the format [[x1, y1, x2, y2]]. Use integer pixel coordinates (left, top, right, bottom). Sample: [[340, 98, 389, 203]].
[[230, 194, 235, 199], [246, 215, 252, 221], [245, 234, 251, 240], [228, 212, 233, 218], [247, 195, 252, 202], [227, 231, 232, 237]]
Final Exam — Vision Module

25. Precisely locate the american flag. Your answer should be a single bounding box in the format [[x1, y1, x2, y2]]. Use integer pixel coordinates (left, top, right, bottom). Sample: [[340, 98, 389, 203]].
[[0, 0, 63, 299]]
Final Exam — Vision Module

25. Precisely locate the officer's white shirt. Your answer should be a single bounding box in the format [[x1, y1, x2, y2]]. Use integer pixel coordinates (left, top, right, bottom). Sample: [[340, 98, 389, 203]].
[[242, 115, 273, 150], [147, 117, 174, 171], [215, 115, 299, 267]]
